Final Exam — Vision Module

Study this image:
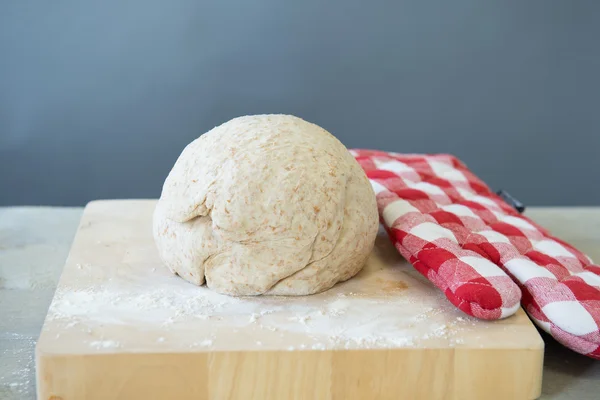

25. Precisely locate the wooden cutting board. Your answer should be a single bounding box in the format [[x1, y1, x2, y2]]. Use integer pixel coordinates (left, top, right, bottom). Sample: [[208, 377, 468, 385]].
[[36, 200, 543, 400]]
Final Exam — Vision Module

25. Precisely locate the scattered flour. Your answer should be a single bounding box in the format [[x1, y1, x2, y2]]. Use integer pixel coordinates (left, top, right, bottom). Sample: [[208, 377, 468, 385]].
[[189, 339, 214, 348], [45, 266, 477, 352], [89, 340, 121, 349], [0, 333, 35, 396], [288, 315, 310, 326]]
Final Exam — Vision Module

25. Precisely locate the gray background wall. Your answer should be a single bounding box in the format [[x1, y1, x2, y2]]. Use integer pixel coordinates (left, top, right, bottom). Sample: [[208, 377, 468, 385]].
[[1, 1, 599, 206]]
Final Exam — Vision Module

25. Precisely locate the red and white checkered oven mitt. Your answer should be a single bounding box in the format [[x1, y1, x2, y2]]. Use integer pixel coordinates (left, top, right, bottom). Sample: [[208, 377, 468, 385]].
[[351, 149, 600, 359]]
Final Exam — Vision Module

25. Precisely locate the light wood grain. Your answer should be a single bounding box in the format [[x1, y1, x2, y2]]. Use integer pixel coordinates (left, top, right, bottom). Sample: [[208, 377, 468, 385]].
[[36, 200, 544, 400], [37, 348, 543, 400]]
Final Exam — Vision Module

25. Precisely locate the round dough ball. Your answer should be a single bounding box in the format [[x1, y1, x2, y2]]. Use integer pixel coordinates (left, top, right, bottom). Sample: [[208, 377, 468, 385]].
[[153, 114, 378, 296]]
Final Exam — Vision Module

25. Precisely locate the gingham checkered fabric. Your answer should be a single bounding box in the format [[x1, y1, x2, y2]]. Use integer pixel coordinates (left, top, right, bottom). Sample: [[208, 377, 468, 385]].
[[352, 149, 600, 359]]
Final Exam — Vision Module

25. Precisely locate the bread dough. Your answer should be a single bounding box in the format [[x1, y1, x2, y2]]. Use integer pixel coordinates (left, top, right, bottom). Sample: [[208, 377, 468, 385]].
[[153, 114, 378, 295]]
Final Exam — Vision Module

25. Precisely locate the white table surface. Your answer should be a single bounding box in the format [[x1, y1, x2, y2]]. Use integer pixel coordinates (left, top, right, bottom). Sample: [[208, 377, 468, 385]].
[[0, 206, 599, 399]]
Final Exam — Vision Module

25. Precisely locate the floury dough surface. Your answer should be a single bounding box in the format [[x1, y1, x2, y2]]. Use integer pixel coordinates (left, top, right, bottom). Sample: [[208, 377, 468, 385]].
[[153, 115, 379, 295]]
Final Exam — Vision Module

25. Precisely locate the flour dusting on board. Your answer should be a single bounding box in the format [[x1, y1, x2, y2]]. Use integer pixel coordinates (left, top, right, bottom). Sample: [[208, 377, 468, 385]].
[[46, 271, 479, 351], [89, 340, 121, 349], [43, 227, 490, 352]]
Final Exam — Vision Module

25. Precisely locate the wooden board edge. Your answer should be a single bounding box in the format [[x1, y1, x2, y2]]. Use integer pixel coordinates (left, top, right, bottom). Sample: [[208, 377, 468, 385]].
[[36, 346, 544, 400]]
